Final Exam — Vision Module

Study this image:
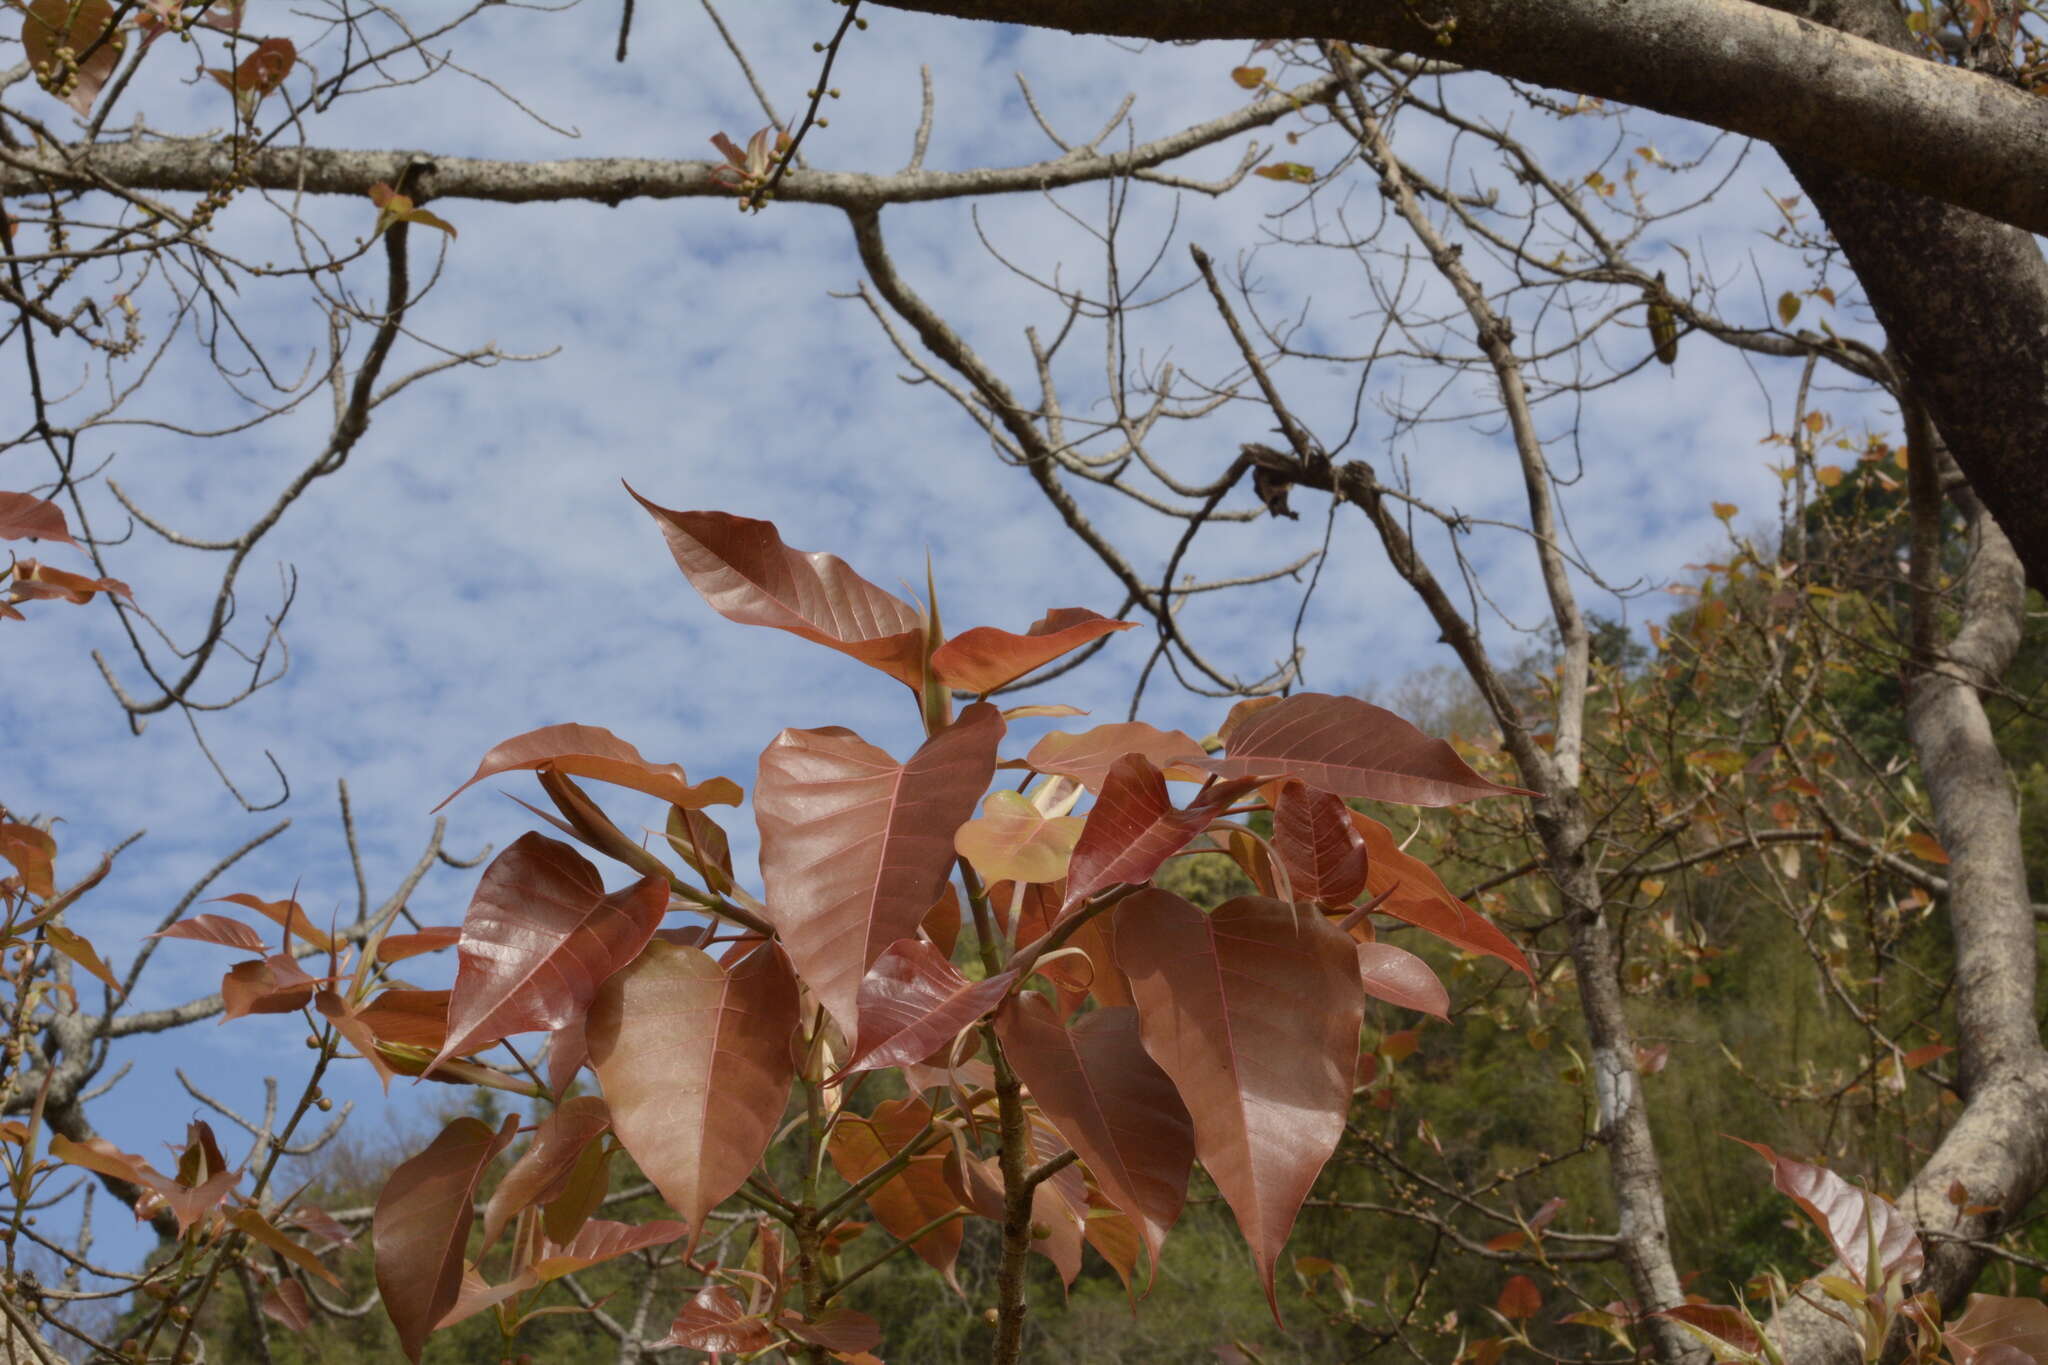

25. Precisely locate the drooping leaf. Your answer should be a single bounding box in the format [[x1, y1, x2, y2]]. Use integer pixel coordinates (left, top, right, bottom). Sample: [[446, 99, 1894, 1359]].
[[825, 1098, 964, 1291], [373, 1114, 517, 1364], [314, 989, 396, 1091], [654, 1284, 776, 1353], [367, 181, 457, 238], [21, 0, 123, 114], [1111, 891, 1364, 1321], [5, 559, 129, 603], [524, 1218, 689, 1283], [206, 35, 293, 121], [1062, 755, 1260, 913], [222, 955, 317, 1020], [437, 722, 740, 812], [1083, 1202, 1143, 1295], [212, 893, 332, 952], [1190, 693, 1535, 806], [481, 1095, 612, 1251], [1946, 1294, 2048, 1365], [953, 790, 1084, 885], [665, 805, 735, 895], [587, 939, 798, 1243], [260, 1278, 312, 1332], [778, 1307, 883, 1354], [1271, 780, 1369, 906], [428, 833, 668, 1076], [1732, 1139, 1924, 1285], [754, 703, 1002, 1033], [1024, 722, 1208, 791], [840, 939, 1015, 1077], [1654, 1303, 1764, 1356], [227, 1207, 341, 1287], [353, 989, 451, 1050], [0, 492, 76, 545], [922, 883, 961, 958], [148, 914, 269, 954], [0, 823, 55, 899], [630, 494, 929, 689], [994, 995, 1192, 1288], [43, 923, 120, 993], [1352, 813, 1531, 977], [942, 1144, 1084, 1286], [375, 927, 462, 963], [540, 1130, 613, 1246], [930, 607, 1134, 694], [1355, 941, 1450, 1019]]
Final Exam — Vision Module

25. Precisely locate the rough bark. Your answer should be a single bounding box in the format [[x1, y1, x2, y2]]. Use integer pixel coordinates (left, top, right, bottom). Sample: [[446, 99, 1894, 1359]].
[[865, 0, 2048, 233]]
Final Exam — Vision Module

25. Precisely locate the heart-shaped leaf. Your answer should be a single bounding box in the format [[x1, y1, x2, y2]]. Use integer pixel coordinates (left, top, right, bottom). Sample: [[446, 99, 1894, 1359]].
[[840, 939, 1016, 1077], [429, 833, 667, 1076], [825, 1097, 964, 1291], [930, 607, 1134, 694], [1025, 722, 1208, 790], [655, 1284, 777, 1353], [437, 722, 741, 812], [632, 493, 929, 689], [1062, 755, 1260, 913], [0, 492, 76, 545], [995, 996, 1192, 1288], [1271, 780, 1369, 906], [21, 0, 124, 115], [954, 789, 1084, 885], [373, 1114, 517, 1363], [1733, 1139, 1924, 1285], [755, 703, 1001, 1033], [1112, 891, 1364, 1321], [587, 940, 798, 1244], [1190, 693, 1536, 806]]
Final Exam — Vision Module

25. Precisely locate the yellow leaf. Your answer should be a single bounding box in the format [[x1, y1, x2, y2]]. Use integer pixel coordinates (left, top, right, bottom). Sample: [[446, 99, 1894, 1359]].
[[43, 924, 121, 995], [1230, 65, 1267, 89], [1904, 831, 1949, 864], [1253, 162, 1316, 184], [1711, 502, 1737, 521], [1777, 291, 1801, 325], [1815, 465, 1843, 487], [1640, 877, 1666, 901]]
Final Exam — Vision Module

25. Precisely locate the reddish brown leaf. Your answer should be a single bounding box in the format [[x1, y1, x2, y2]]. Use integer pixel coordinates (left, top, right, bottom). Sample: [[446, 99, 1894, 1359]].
[[1352, 814, 1531, 977], [1733, 1139, 1924, 1284], [922, 883, 961, 958], [995, 995, 1192, 1288], [665, 804, 735, 895], [546, 1016, 589, 1098], [0, 823, 54, 899], [540, 1130, 613, 1246], [5, 559, 129, 603], [1062, 755, 1260, 913], [943, 1144, 1085, 1286], [44, 923, 120, 994], [375, 927, 462, 963], [1111, 890, 1364, 1321], [1272, 780, 1369, 906], [1025, 722, 1209, 791], [1655, 1303, 1762, 1354], [755, 703, 1002, 1033], [655, 1284, 776, 1353], [930, 607, 1135, 694], [825, 1098, 964, 1290], [481, 1095, 611, 1251], [0, 492, 75, 545], [314, 989, 396, 1091], [842, 939, 1016, 1077], [21, 0, 123, 114], [227, 1206, 341, 1287], [1355, 941, 1450, 1019], [373, 1114, 517, 1363], [631, 493, 929, 688], [1190, 693, 1535, 806], [954, 790, 1084, 885], [1496, 1274, 1543, 1320], [587, 939, 799, 1243], [148, 914, 269, 953], [1902, 1042, 1953, 1070], [436, 722, 741, 813], [222, 955, 317, 1020], [779, 1307, 883, 1354], [428, 833, 668, 1075], [212, 893, 332, 951], [354, 989, 451, 1050], [1083, 1203, 1144, 1295], [524, 1218, 689, 1283], [1947, 1294, 2048, 1365], [259, 1277, 312, 1332]]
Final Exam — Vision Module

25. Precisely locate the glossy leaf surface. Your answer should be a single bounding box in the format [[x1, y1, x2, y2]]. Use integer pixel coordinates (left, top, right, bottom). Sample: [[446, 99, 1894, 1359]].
[[372, 1114, 516, 1363], [436, 721, 740, 812], [930, 607, 1134, 694], [481, 1095, 611, 1251], [1352, 813, 1531, 977], [429, 833, 667, 1075], [1734, 1139, 1924, 1283], [825, 1097, 963, 1290], [655, 1284, 776, 1353], [755, 703, 1001, 1032], [1355, 941, 1450, 1019], [1271, 780, 1370, 906], [1112, 890, 1364, 1319], [953, 789, 1084, 885], [147, 914, 272, 954], [587, 940, 798, 1242], [632, 494, 928, 688], [842, 938, 1016, 1076], [1063, 754, 1260, 912], [1024, 722, 1208, 790]]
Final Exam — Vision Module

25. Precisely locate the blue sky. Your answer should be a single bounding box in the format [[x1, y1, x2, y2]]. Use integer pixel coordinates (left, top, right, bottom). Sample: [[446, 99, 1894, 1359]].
[[1, 4, 1893, 1278]]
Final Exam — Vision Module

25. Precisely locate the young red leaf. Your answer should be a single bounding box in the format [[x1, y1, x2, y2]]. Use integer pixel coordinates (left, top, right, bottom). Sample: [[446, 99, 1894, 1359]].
[[314, 989, 396, 1091], [1084, 1202, 1144, 1295], [840, 939, 1016, 1077], [260, 1278, 312, 1333], [778, 1307, 884, 1354], [226, 1206, 341, 1287], [1732, 1138, 1924, 1284], [222, 955, 316, 1020], [373, 1114, 517, 1364], [1352, 813, 1531, 978], [825, 1098, 964, 1291], [353, 989, 451, 1050], [1495, 1274, 1543, 1321], [1947, 1294, 2048, 1365], [148, 914, 270, 954], [665, 804, 735, 895], [44, 923, 121, 994], [21, 0, 124, 115], [1062, 755, 1260, 913], [436, 722, 741, 812], [524, 1218, 689, 1283], [755, 703, 1002, 1033], [1025, 722, 1208, 791], [481, 1095, 612, 1252], [655, 1285, 776, 1354], [5, 558, 130, 603], [1271, 780, 1369, 906], [930, 607, 1135, 694], [0, 823, 55, 899], [943, 1145, 1084, 1286], [953, 789, 1084, 885], [427, 833, 667, 1076], [994, 995, 1193, 1289], [922, 883, 962, 958], [630, 493, 929, 689], [1655, 1303, 1763, 1354], [212, 893, 332, 951], [374, 926, 462, 963], [0, 492, 76, 545], [586, 939, 799, 1244], [1355, 940, 1450, 1019], [1111, 890, 1364, 1322], [1189, 693, 1536, 806]]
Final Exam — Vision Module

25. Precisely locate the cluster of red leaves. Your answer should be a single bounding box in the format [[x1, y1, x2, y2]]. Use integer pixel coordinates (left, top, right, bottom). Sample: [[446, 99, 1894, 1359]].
[[154, 495, 1537, 1361]]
